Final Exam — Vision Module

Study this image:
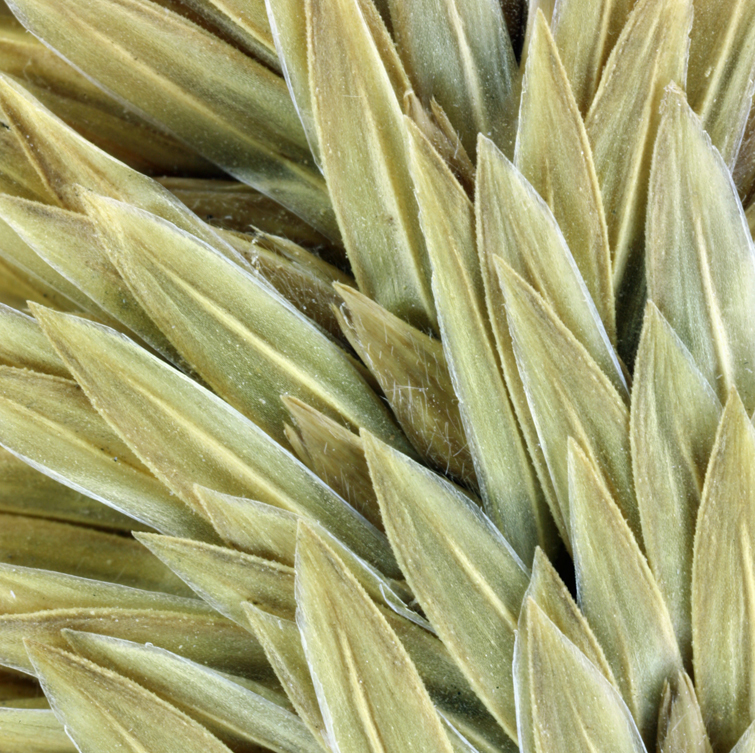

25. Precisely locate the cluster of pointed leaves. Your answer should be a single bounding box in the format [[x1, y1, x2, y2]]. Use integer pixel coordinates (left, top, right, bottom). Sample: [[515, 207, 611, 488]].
[[1, 0, 755, 751]]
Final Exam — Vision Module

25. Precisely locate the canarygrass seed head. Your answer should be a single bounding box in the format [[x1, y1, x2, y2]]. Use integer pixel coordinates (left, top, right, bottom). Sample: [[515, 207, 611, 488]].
[[0, 0, 755, 751]]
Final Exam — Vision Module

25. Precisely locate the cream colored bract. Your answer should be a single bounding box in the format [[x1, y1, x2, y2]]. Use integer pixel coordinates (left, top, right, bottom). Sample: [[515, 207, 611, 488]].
[[0, 0, 754, 751]]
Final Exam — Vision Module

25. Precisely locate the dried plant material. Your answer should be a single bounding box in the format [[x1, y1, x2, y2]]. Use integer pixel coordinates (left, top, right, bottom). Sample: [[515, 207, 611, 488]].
[[647, 85, 755, 413], [0, 565, 208, 617], [0, 196, 177, 358], [386, 0, 517, 157], [182, 0, 279, 71], [295, 524, 456, 753], [283, 397, 380, 526], [0, 255, 75, 312], [0, 216, 109, 318], [0, 21, 215, 176], [196, 487, 298, 565], [0, 447, 138, 531], [692, 392, 755, 751], [215, 224, 336, 283], [496, 262, 639, 540], [657, 673, 713, 753], [733, 724, 755, 753], [63, 631, 321, 753], [0, 665, 44, 700], [87, 196, 400, 452], [193, 488, 412, 619], [515, 12, 614, 340], [6, 0, 338, 238], [0, 75, 252, 263], [478, 138, 623, 392], [264, 0, 319, 163], [735, 105, 755, 203], [243, 604, 327, 747], [335, 284, 475, 489], [156, 178, 328, 246], [378, 605, 514, 753], [474, 140, 560, 540], [569, 441, 683, 742], [135, 533, 296, 624], [409, 122, 549, 562], [25, 641, 236, 753], [517, 598, 646, 753], [514, 552, 616, 753], [365, 432, 529, 743], [33, 308, 399, 578], [308, 0, 437, 330], [234, 226, 349, 292], [630, 303, 721, 662], [0, 708, 76, 753], [0, 608, 268, 679], [0, 367, 213, 540], [585, 0, 692, 338], [403, 94, 476, 194], [0, 303, 68, 377], [525, 548, 616, 685], [520, 0, 555, 66], [231, 231, 351, 341], [0, 515, 192, 596], [687, 0, 755, 166], [3, 0, 755, 746], [550, 0, 635, 114]]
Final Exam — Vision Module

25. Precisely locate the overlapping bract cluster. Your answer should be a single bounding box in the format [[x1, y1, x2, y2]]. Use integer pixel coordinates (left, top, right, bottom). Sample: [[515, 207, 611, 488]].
[[0, 0, 754, 752]]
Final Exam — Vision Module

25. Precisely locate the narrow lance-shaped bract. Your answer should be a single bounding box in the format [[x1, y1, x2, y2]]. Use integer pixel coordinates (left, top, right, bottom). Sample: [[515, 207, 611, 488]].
[[408, 120, 551, 562], [307, 0, 436, 330], [647, 84, 755, 414]]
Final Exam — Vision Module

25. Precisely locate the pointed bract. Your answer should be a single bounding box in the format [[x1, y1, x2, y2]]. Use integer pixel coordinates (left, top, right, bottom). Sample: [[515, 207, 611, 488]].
[[87, 194, 400, 452], [657, 673, 713, 753], [692, 391, 755, 751], [551, 0, 635, 114], [33, 308, 399, 577], [243, 604, 327, 747], [0, 303, 68, 377], [386, 0, 517, 157], [631, 303, 721, 662], [480, 137, 623, 391], [521, 599, 646, 753], [63, 631, 321, 753], [26, 641, 235, 753], [136, 533, 297, 624], [647, 85, 755, 412], [687, 0, 755, 166], [5, 0, 337, 236], [335, 283, 475, 489], [0, 367, 213, 540], [586, 0, 692, 351], [515, 12, 614, 339], [0, 515, 191, 596], [365, 432, 529, 743], [409, 122, 548, 561], [308, 0, 435, 328], [569, 441, 683, 743], [295, 524, 456, 753], [0, 608, 267, 679], [496, 261, 638, 541]]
